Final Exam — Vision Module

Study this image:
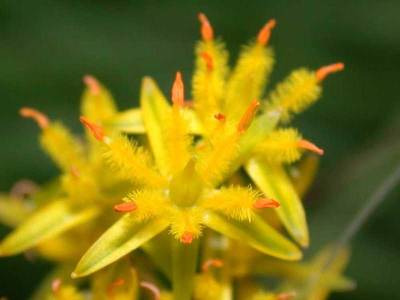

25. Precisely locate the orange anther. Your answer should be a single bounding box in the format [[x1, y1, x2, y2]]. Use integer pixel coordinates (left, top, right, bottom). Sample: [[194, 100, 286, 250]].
[[201, 51, 214, 71], [70, 166, 80, 178], [276, 291, 296, 300], [214, 113, 226, 122], [51, 278, 62, 294], [181, 231, 194, 244], [298, 139, 324, 155], [257, 19, 276, 45], [79, 116, 105, 141], [315, 62, 344, 82], [202, 259, 223, 272], [198, 13, 214, 41], [113, 202, 137, 213], [19, 107, 49, 129], [107, 278, 126, 297], [171, 71, 185, 107], [83, 75, 100, 95], [253, 198, 280, 209], [237, 100, 260, 133], [140, 281, 161, 300]]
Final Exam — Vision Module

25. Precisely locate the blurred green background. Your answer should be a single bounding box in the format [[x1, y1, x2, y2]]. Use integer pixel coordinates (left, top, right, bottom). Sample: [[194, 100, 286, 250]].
[[0, 0, 399, 299]]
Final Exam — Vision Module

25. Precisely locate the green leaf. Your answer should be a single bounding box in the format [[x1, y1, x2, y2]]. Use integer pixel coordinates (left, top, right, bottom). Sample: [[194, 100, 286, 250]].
[[204, 212, 301, 261], [246, 158, 309, 247], [73, 215, 168, 277], [140, 77, 171, 173], [172, 238, 199, 300], [0, 200, 99, 256]]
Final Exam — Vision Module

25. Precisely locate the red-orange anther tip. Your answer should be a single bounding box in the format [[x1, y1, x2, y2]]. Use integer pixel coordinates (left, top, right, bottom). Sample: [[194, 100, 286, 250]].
[[237, 100, 261, 133], [51, 278, 62, 293], [198, 13, 214, 41], [277, 291, 297, 300], [254, 198, 280, 209], [315, 62, 345, 82], [79, 116, 105, 141], [107, 278, 126, 297], [298, 139, 324, 155], [171, 71, 185, 107], [19, 107, 49, 129], [113, 202, 137, 213], [83, 75, 100, 95], [257, 18, 277, 45], [214, 113, 226, 122], [201, 51, 214, 71], [202, 259, 224, 272], [140, 281, 161, 300], [181, 232, 194, 244]]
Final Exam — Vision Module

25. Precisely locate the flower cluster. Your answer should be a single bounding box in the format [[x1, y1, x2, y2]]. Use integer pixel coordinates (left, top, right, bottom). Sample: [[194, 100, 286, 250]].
[[0, 13, 352, 300]]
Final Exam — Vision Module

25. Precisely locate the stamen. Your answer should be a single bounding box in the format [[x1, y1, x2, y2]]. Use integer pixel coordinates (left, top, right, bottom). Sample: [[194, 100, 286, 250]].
[[202, 258, 223, 272], [171, 71, 185, 107], [276, 291, 296, 300], [315, 62, 345, 82], [198, 13, 214, 41], [113, 202, 137, 213], [140, 281, 161, 300], [214, 113, 226, 122], [201, 51, 214, 71], [79, 116, 105, 142], [257, 19, 276, 45], [180, 231, 194, 244], [19, 107, 49, 129], [51, 278, 62, 294], [298, 139, 324, 155], [70, 166, 80, 179], [253, 198, 280, 209], [107, 278, 125, 297], [83, 75, 101, 95], [237, 100, 260, 133]]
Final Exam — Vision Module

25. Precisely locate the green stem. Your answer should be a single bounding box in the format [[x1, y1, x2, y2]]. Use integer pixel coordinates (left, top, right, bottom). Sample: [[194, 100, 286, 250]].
[[172, 239, 199, 300]]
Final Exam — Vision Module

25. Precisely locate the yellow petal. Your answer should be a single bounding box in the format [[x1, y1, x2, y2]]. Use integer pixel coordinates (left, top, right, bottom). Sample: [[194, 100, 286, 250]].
[[204, 212, 301, 261], [224, 43, 274, 121], [73, 216, 168, 277], [245, 158, 309, 247], [0, 200, 99, 256]]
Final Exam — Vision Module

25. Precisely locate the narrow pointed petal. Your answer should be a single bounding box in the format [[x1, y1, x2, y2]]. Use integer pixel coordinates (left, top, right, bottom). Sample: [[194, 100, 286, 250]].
[[204, 212, 302, 261], [73, 216, 168, 277], [140, 77, 171, 174], [229, 110, 280, 174], [81, 75, 117, 123], [172, 238, 199, 300], [246, 158, 309, 247], [104, 108, 202, 135], [0, 195, 33, 227], [103, 108, 145, 134], [0, 200, 99, 256]]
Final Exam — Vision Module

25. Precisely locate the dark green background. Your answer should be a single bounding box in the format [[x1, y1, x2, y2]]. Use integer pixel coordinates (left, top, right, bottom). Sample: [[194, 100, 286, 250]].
[[0, 1, 399, 299]]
